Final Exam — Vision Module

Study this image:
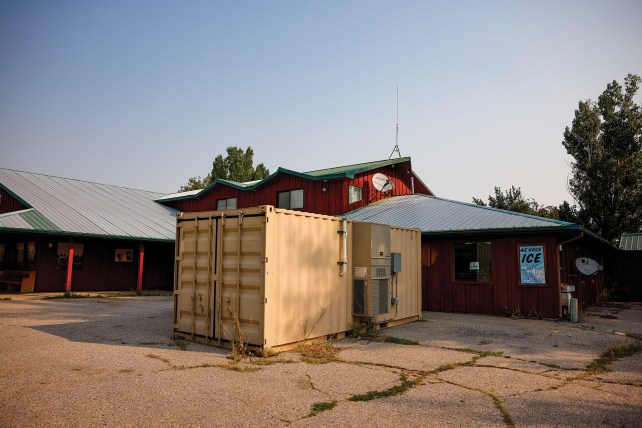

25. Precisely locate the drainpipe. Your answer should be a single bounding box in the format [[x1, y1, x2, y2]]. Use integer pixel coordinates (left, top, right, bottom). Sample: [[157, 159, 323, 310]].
[[338, 219, 348, 276], [65, 242, 74, 293], [558, 232, 583, 251], [136, 243, 145, 294]]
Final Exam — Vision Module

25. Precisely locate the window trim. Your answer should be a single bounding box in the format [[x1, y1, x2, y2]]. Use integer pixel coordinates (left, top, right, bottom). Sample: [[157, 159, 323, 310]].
[[348, 185, 363, 204], [276, 189, 304, 210], [216, 197, 237, 211]]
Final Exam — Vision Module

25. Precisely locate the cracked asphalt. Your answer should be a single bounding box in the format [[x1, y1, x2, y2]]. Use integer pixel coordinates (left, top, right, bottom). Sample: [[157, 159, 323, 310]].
[[0, 296, 640, 427]]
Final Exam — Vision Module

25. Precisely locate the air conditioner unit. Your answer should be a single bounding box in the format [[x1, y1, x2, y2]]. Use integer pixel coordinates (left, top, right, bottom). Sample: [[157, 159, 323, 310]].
[[352, 222, 391, 317]]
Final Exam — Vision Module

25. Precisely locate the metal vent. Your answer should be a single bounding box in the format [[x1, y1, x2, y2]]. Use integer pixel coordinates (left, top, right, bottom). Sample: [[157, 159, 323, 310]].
[[353, 280, 365, 315], [376, 268, 387, 278], [371, 279, 389, 315]]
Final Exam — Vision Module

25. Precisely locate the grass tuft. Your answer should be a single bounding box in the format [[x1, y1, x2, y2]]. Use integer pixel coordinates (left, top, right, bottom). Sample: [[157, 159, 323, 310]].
[[298, 342, 339, 364], [43, 291, 90, 299], [586, 342, 641, 373], [309, 401, 337, 416], [349, 374, 423, 401], [383, 336, 419, 345]]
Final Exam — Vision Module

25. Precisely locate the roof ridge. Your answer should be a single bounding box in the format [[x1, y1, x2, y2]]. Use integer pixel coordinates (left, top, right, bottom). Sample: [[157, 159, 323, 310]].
[[0, 167, 166, 196], [303, 157, 410, 174]]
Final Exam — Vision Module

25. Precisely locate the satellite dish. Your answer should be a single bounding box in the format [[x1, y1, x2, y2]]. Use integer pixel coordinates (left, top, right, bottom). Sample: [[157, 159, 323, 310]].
[[575, 258, 599, 276], [372, 173, 395, 193]]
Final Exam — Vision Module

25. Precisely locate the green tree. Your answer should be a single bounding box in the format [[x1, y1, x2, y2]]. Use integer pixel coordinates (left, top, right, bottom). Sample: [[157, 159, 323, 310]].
[[473, 186, 577, 221], [179, 146, 270, 192], [562, 74, 642, 242]]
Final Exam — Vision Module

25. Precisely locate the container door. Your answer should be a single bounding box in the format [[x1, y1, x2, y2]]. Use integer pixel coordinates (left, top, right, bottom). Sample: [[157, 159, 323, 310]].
[[174, 217, 217, 339], [215, 214, 265, 347]]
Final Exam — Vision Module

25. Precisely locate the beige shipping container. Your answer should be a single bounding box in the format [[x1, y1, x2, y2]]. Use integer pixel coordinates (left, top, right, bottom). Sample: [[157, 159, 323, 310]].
[[173, 206, 421, 351]]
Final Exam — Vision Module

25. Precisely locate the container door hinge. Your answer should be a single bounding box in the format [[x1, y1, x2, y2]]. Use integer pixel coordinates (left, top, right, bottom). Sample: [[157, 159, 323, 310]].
[[261, 257, 268, 263], [262, 217, 269, 223], [260, 298, 267, 304]]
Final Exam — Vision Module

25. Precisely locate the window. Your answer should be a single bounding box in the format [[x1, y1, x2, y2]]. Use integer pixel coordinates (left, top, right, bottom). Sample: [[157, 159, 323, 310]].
[[56, 243, 84, 269], [277, 189, 304, 210], [14, 241, 36, 269], [216, 198, 237, 210], [348, 185, 363, 204], [453, 241, 492, 282]]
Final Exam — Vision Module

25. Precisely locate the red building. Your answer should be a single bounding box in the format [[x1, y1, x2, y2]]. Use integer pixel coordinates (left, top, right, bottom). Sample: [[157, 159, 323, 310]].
[[0, 168, 176, 293], [156, 157, 431, 215]]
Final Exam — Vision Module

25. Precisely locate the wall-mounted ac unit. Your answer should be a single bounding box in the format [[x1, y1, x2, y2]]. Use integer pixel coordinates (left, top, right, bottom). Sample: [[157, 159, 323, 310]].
[[352, 222, 391, 317]]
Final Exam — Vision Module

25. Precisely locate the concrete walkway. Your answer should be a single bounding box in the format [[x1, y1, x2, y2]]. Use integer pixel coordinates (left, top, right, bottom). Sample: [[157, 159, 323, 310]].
[[0, 297, 639, 427]]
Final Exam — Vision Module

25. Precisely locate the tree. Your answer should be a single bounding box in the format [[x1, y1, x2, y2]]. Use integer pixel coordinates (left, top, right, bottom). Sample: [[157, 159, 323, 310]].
[[562, 74, 642, 242], [179, 146, 270, 192], [473, 186, 578, 221]]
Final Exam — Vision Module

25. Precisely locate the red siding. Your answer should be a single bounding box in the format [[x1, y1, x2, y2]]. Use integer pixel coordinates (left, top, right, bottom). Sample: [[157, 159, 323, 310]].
[[165, 160, 432, 215], [559, 237, 605, 309], [0, 187, 28, 214], [0, 234, 175, 292], [422, 234, 563, 318]]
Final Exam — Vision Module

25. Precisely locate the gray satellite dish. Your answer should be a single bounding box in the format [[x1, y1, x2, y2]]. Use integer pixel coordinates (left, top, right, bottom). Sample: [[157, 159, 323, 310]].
[[575, 258, 599, 276], [372, 173, 394, 193]]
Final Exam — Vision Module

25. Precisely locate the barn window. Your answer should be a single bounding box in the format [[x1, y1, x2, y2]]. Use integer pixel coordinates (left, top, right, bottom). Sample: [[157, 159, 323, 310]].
[[453, 241, 492, 283], [277, 189, 304, 210], [216, 198, 237, 210], [348, 185, 363, 204]]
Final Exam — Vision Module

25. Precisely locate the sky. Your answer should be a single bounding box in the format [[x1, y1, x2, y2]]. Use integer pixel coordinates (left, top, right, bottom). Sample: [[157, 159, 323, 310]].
[[1, 0, 641, 206]]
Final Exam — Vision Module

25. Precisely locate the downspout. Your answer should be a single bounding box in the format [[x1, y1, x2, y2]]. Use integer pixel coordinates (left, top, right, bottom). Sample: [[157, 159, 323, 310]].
[[558, 231, 583, 249], [338, 219, 348, 276]]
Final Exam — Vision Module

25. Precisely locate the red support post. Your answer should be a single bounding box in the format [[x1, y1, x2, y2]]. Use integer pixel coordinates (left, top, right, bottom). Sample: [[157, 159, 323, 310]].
[[137, 243, 145, 293], [65, 245, 74, 293]]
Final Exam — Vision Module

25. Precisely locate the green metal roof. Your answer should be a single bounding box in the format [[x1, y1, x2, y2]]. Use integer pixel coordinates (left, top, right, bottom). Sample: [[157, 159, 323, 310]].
[[304, 157, 412, 178], [0, 168, 178, 241], [156, 157, 421, 203]]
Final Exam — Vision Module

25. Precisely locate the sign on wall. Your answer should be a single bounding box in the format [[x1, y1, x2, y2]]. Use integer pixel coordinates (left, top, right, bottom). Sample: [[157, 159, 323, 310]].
[[519, 244, 546, 285]]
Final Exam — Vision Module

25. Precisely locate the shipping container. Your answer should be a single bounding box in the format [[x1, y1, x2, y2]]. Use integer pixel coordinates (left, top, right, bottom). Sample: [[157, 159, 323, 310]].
[[173, 206, 421, 351]]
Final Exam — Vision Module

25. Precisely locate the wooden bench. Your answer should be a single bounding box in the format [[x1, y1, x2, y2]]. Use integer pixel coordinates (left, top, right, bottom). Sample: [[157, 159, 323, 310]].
[[0, 270, 36, 293]]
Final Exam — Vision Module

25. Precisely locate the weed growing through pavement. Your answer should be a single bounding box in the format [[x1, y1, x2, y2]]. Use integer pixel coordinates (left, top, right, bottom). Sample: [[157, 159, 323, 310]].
[[298, 341, 339, 364], [348, 373, 424, 401], [382, 336, 419, 345], [308, 401, 337, 417], [586, 342, 641, 373], [43, 291, 90, 299], [299, 307, 328, 340]]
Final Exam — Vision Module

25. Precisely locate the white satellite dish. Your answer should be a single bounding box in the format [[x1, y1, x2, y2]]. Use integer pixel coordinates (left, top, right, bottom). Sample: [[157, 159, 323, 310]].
[[372, 173, 394, 193], [575, 258, 599, 276]]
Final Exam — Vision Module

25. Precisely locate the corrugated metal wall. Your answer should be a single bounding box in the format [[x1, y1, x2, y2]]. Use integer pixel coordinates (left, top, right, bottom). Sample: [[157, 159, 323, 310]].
[[174, 207, 422, 349], [390, 226, 422, 321]]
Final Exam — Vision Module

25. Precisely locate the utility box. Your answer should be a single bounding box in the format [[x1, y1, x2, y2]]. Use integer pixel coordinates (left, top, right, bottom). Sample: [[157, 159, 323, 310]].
[[352, 222, 391, 318], [391, 253, 402, 273]]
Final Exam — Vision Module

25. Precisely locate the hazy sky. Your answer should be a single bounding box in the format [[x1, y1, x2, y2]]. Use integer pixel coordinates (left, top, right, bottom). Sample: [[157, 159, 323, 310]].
[[1, 1, 641, 205]]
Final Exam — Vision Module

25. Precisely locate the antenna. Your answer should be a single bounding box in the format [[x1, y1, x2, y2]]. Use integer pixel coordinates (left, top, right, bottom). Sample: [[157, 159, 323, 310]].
[[389, 86, 401, 159]]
